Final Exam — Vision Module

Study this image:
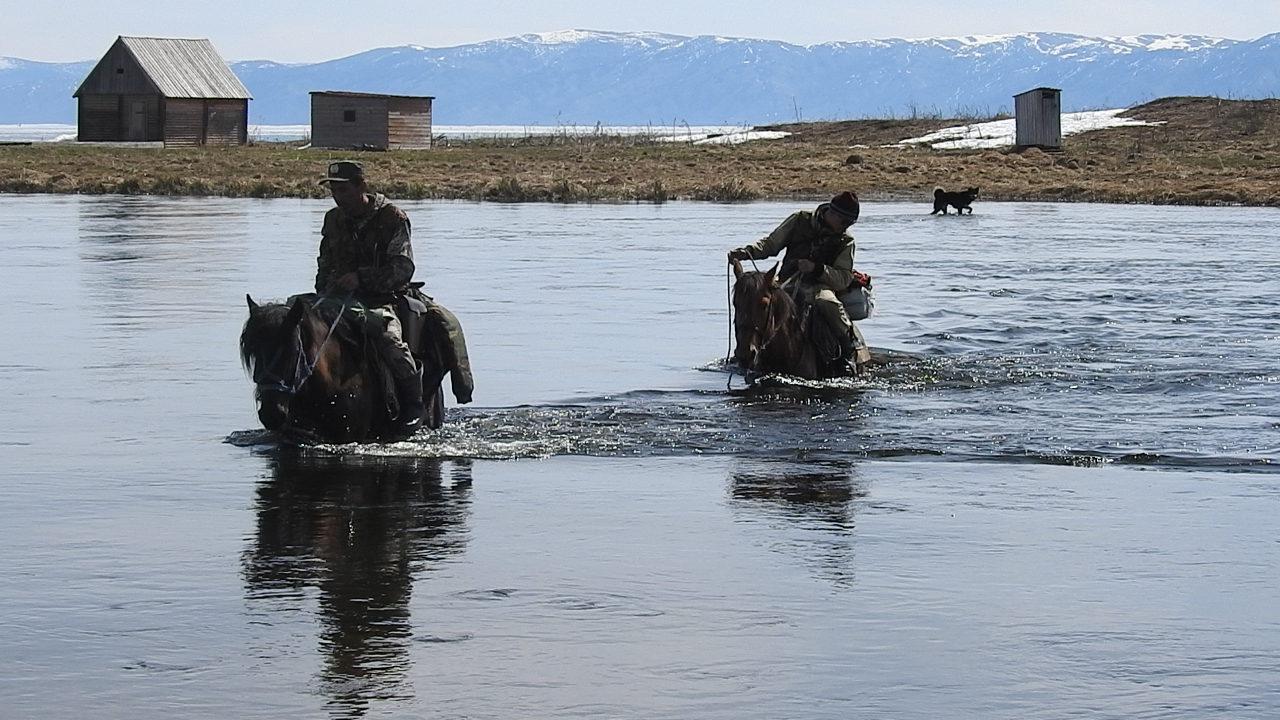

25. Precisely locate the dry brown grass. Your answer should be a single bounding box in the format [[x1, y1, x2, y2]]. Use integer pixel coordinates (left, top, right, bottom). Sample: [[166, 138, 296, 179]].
[[1, 97, 1277, 206]]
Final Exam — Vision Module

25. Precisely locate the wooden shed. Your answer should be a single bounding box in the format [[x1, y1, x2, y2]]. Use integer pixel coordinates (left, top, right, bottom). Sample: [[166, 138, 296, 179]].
[[73, 36, 252, 146], [310, 91, 434, 150], [1014, 87, 1062, 150]]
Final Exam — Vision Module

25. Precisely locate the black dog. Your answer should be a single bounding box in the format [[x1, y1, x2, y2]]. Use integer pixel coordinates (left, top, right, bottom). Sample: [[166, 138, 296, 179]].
[[931, 186, 979, 215]]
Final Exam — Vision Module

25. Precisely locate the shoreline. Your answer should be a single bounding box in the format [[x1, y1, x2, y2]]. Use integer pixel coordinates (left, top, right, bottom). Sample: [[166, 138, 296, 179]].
[[1, 187, 1269, 210], [2, 97, 1277, 208]]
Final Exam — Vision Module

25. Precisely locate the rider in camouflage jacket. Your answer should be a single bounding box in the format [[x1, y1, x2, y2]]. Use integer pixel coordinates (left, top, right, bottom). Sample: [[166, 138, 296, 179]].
[[316, 161, 424, 430], [728, 191, 863, 361]]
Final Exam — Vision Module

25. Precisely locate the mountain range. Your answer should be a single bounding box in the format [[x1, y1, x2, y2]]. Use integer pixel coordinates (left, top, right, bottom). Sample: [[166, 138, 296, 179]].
[[3, 30, 1279, 125]]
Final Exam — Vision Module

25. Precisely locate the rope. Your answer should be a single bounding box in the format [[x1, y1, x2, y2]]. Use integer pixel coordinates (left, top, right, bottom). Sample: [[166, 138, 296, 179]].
[[726, 263, 736, 390]]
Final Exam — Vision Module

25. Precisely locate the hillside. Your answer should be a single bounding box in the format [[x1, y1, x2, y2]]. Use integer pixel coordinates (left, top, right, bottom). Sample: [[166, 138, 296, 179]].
[[2, 30, 1279, 124]]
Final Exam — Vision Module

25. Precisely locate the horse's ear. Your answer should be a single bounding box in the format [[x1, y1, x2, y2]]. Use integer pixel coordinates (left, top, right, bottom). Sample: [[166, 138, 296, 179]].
[[284, 296, 306, 326], [246, 294, 258, 313], [731, 258, 744, 279], [764, 263, 779, 286]]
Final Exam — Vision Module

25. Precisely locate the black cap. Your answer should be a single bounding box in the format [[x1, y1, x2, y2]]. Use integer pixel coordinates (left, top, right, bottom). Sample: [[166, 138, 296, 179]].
[[827, 191, 860, 223], [319, 160, 365, 185]]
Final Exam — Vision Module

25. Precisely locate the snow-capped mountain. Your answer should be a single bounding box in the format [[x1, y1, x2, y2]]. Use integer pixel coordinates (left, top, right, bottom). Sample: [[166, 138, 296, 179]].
[[3, 30, 1278, 125]]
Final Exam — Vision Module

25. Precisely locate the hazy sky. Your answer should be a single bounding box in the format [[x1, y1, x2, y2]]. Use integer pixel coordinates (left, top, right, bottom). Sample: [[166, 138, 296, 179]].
[[2, 0, 1277, 62]]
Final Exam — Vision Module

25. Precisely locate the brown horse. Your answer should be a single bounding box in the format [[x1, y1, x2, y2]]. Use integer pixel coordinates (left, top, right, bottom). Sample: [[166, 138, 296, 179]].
[[240, 294, 444, 444], [731, 260, 826, 379], [731, 259, 869, 380]]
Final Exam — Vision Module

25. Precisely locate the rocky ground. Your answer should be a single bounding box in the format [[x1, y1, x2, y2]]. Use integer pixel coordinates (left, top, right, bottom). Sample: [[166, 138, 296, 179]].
[[1, 97, 1277, 206]]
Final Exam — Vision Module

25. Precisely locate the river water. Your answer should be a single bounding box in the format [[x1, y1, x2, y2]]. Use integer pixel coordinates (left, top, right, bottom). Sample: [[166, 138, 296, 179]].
[[1, 194, 1277, 718]]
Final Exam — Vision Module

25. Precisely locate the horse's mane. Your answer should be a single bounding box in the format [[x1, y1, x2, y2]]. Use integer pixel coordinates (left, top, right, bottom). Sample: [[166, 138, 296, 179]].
[[240, 302, 291, 373], [240, 296, 362, 373]]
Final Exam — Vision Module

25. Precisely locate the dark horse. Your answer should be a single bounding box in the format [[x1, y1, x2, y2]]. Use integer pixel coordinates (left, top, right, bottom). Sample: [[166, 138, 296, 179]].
[[240, 294, 445, 443], [731, 259, 868, 380]]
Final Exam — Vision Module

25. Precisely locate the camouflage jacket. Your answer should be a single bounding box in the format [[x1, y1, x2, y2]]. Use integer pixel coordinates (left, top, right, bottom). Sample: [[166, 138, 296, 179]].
[[314, 193, 415, 302], [734, 207, 856, 292]]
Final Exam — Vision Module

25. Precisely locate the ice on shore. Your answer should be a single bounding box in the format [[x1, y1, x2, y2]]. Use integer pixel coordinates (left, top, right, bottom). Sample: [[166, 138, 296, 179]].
[[0, 123, 773, 144], [898, 109, 1163, 150]]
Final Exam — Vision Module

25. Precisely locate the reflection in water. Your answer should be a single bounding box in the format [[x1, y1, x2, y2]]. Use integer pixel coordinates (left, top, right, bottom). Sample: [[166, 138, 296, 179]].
[[243, 453, 472, 718], [729, 461, 867, 588]]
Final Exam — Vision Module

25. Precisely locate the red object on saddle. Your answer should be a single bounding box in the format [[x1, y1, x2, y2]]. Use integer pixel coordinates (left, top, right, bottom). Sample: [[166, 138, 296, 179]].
[[851, 270, 873, 288]]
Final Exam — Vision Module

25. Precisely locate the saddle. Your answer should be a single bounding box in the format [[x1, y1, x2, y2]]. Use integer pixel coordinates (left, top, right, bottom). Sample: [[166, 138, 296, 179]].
[[287, 290, 474, 406]]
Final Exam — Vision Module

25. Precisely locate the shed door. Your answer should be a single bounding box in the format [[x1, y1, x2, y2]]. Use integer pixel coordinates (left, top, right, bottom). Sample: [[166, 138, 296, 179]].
[[127, 101, 146, 141]]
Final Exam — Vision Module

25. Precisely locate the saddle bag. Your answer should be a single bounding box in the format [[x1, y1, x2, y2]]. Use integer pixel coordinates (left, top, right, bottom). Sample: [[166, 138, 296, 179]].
[[395, 285, 475, 404], [840, 272, 875, 321]]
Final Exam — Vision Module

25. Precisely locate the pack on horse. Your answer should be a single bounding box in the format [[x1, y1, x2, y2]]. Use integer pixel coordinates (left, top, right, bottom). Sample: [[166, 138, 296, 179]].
[[730, 258, 871, 380], [240, 289, 473, 444]]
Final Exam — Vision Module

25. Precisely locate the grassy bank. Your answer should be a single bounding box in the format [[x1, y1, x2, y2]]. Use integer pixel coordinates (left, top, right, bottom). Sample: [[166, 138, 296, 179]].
[[1, 97, 1278, 206]]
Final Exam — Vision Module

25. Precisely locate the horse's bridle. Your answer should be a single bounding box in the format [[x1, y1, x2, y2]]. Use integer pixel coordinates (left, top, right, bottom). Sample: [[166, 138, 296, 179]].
[[740, 274, 802, 371], [255, 298, 348, 397]]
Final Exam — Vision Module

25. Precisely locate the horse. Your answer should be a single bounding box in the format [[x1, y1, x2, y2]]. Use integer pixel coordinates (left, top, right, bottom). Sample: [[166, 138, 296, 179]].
[[731, 259, 867, 380], [240, 294, 445, 444]]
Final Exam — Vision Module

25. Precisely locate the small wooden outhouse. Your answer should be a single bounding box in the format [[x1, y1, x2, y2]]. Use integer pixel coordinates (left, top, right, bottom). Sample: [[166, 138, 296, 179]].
[[309, 91, 434, 150], [1014, 87, 1062, 150], [73, 36, 251, 146]]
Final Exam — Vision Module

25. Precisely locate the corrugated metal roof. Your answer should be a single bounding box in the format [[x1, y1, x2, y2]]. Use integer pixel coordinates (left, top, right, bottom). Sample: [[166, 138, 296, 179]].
[[311, 90, 435, 100], [118, 36, 252, 99], [1013, 87, 1062, 97]]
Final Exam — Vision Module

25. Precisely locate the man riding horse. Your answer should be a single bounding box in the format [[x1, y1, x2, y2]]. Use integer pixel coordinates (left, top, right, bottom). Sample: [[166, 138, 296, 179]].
[[727, 191, 870, 374], [315, 160, 425, 433]]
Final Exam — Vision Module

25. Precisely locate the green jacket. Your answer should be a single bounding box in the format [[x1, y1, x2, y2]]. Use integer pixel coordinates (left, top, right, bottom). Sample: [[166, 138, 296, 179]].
[[734, 206, 856, 292], [315, 193, 415, 302]]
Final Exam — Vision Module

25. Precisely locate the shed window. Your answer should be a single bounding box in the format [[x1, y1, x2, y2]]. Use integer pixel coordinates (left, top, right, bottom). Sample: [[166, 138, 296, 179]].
[[116, 68, 125, 74], [343, 110, 356, 123]]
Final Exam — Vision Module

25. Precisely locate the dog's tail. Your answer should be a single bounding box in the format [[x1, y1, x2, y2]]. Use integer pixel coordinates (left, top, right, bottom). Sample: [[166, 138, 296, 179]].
[[933, 187, 944, 197]]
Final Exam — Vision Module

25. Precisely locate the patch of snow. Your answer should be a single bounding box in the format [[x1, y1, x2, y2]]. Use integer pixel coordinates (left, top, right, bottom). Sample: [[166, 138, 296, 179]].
[[529, 30, 598, 44], [654, 129, 789, 145], [1145, 35, 1221, 51], [910, 33, 1017, 47], [1113, 34, 1228, 52], [519, 30, 678, 46], [0, 57, 15, 71], [898, 109, 1163, 150], [694, 130, 790, 145]]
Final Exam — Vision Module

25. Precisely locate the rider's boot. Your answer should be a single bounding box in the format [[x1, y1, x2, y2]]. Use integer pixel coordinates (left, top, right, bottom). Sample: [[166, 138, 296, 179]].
[[837, 331, 859, 376], [393, 367, 427, 434]]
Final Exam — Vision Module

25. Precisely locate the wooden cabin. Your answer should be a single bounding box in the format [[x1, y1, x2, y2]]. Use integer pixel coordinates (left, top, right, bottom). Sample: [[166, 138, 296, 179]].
[[73, 36, 251, 146], [1014, 87, 1062, 150], [310, 92, 434, 150]]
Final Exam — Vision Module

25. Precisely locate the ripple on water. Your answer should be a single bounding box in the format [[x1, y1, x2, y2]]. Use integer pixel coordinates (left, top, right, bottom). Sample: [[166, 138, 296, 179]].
[[223, 345, 1279, 472]]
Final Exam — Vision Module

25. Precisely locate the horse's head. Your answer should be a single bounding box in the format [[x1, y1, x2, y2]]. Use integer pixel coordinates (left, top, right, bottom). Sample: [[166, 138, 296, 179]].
[[731, 262, 796, 370], [241, 295, 318, 432]]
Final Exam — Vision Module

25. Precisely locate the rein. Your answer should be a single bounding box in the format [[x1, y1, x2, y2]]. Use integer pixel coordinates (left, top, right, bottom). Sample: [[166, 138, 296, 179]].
[[726, 256, 763, 389], [726, 264, 736, 389], [258, 296, 350, 396]]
